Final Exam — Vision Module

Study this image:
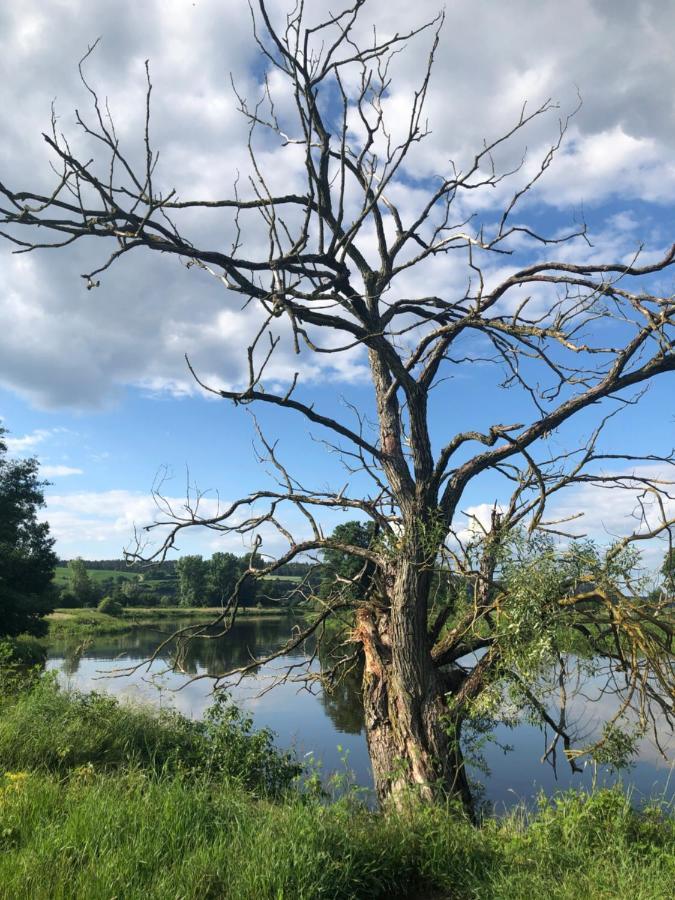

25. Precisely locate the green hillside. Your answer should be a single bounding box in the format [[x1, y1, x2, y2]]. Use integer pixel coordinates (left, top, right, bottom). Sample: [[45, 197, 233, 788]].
[[53, 567, 138, 585]]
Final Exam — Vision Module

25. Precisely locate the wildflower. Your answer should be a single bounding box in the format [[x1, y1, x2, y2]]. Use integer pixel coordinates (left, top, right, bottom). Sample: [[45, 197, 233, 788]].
[[2, 772, 29, 792]]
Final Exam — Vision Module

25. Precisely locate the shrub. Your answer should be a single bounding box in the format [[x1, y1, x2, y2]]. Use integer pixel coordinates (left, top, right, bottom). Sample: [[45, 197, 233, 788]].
[[58, 588, 82, 609], [97, 597, 123, 616], [0, 634, 46, 668], [0, 676, 300, 797]]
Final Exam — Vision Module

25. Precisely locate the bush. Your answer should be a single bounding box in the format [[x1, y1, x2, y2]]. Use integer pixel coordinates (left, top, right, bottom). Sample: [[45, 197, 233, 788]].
[[58, 589, 83, 609], [0, 634, 46, 668], [0, 675, 300, 797], [97, 597, 123, 616]]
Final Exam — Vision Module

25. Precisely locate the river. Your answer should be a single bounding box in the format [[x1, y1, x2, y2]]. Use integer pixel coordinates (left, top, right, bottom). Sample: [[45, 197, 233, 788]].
[[45, 614, 674, 809]]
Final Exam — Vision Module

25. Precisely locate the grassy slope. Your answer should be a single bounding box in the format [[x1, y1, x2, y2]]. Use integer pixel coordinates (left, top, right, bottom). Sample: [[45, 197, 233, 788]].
[[0, 676, 673, 900], [46, 605, 295, 636], [53, 567, 302, 586], [53, 567, 138, 585]]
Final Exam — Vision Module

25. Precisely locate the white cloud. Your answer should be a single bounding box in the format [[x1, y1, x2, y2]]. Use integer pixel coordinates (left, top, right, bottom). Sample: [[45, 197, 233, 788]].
[[545, 464, 675, 565], [44, 489, 218, 545], [450, 465, 675, 571], [3, 0, 675, 410], [41, 487, 307, 560], [4, 428, 57, 453], [41, 465, 83, 478], [455, 502, 505, 544]]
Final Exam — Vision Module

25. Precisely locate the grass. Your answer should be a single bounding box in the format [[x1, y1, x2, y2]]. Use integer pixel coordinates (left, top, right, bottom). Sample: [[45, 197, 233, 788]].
[[0, 766, 672, 899], [45, 605, 300, 637], [263, 574, 302, 582], [0, 634, 46, 667], [121, 605, 297, 618], [46, 608, 135, 636], [53, 567, 139, 585], [0, 673, 673, 899], [52, 567, 301, 587], [0, 674, 299, 796]]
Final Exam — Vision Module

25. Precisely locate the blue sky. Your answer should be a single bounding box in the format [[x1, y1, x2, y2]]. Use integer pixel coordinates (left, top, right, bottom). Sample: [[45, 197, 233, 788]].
[[2, 0, 674, 565]]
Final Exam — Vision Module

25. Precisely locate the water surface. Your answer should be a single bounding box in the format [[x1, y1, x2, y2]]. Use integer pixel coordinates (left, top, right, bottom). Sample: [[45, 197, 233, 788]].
[[46, 614, 674, 809]]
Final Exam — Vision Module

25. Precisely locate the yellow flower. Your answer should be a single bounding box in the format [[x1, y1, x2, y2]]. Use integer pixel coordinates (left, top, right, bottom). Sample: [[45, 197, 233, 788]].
[[2, 771, 29, 791], [73, 763, 96, 782]]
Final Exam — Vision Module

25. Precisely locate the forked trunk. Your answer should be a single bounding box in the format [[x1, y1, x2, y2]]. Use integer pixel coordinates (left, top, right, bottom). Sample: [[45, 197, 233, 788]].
[[355, 563, 473, 817]]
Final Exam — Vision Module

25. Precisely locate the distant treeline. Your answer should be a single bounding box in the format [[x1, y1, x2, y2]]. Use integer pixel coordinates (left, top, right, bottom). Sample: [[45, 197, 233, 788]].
[[55, 559, 177, 575], [55, 558, 314, 578], [54, 553, 320, 611]]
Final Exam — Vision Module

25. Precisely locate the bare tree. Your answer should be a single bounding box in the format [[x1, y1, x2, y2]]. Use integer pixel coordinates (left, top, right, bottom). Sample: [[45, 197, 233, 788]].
[[2, 0, 674, 815]]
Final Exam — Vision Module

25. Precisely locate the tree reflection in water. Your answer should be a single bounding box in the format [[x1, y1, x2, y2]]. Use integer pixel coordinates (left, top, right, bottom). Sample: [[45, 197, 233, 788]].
[[48, 615, 365, 735], [46, 615, 674, 808]]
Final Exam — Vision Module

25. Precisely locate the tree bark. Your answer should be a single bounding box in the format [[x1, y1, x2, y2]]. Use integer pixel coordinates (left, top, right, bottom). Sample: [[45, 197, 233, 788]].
[[355, 553, 474, 816]]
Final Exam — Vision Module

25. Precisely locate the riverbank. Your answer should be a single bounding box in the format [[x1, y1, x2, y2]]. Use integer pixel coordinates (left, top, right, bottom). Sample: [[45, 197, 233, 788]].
[[46, 604, 299, 637], [0, 672, 673, 900]]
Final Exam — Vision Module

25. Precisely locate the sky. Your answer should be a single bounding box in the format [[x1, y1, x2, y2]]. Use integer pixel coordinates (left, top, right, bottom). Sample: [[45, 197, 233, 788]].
[[1, 0, 675, 566]]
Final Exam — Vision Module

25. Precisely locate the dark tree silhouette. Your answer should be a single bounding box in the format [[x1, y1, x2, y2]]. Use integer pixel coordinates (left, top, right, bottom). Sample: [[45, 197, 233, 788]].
[[0, 428, 57, 637]]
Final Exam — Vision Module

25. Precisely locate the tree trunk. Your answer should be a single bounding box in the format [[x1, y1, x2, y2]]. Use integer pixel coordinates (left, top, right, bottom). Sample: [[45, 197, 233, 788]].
[[354, 555, 474, 816]]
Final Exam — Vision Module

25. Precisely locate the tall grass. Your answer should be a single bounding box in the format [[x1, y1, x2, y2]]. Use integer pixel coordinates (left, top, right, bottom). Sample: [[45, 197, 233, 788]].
[[0, 676, 673, 899], [1, 770, 672, 899], [0, 635, 46, 668], [0, 674, 299, 796]]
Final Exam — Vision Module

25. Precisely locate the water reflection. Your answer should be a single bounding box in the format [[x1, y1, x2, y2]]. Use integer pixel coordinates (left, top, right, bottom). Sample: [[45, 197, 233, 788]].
[[50, 616, 302, 674], [45, 616, 673, 809]]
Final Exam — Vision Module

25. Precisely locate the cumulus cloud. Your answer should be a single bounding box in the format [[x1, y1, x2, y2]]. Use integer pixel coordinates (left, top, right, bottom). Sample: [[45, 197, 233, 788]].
[[545, 464, 675, 566], [41, 487, 311, 560], [2, 0, 675, 410], [41, 489, 219, 559], [3, 428, 64, 454], [4, 428, 52, 454], [41, 465, 83, 478]]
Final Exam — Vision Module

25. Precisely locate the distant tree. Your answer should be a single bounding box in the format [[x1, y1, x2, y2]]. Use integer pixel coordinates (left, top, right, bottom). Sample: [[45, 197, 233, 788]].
[[319, 521, 377, 601], [0, 427, 57, 637], [119, 579, 147, 607], [176, 555, 207, 607], [208, 552, 240, 605], [57, 589, 80, 609], [237, 560, 258, 608], [258, 578, 288, 604], [67, 558, 97, 607], [97, 596, 123, 617]]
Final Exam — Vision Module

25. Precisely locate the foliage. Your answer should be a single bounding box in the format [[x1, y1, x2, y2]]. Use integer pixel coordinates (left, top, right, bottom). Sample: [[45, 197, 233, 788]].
[[53, 566, 138, 586], [0, 674, 299, 797], [319, 521, 377, 602], [440, 528, 673, 772], [45, 608, 147, 638], [96, 597, 123, 617], [200, 692, 301, 795], [175, 555, 208, 607], [661, 546, 675, 592], [0, 636, 46, 692], [0, 428, 57, 637], [54, 556, 301, 609], [65, 558, 99, 607], [207, 551, 240, 604]]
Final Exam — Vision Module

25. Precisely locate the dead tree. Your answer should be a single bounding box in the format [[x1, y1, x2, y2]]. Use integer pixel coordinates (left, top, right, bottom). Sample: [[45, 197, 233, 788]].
[[1, 1, 674, 814]]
